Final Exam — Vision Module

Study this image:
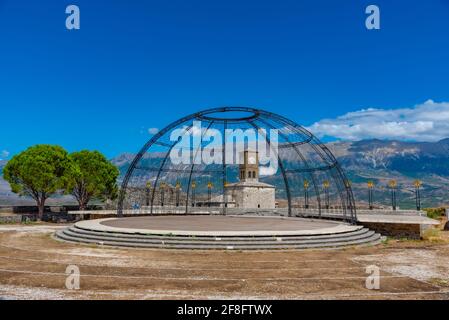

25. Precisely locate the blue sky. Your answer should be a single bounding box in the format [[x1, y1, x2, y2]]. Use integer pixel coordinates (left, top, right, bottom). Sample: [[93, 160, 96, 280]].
[[1, 0, 449, 159]]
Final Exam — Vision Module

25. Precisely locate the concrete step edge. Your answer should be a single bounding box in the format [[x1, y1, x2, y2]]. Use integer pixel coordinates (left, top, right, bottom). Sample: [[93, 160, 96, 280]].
[[56, 229, 379, 248], [69, 225, 370, 241], [55, 231, 381, 250]]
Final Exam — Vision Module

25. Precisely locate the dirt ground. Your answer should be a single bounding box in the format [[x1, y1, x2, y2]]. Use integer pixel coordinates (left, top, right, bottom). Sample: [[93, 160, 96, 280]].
[[0, 222, 448, 300]]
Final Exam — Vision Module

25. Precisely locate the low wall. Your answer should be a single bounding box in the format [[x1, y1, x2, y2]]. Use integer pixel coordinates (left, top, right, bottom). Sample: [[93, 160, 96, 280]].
[[0, 215, 22, 223], [0, 205, 104, 214], [0, 205, 104, 223], [356, 209, 426, 216], [360, 222, 422, 239]]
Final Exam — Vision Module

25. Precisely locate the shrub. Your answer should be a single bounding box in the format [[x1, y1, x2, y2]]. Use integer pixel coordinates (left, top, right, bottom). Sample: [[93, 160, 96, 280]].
[[424, 207, 446, 219]]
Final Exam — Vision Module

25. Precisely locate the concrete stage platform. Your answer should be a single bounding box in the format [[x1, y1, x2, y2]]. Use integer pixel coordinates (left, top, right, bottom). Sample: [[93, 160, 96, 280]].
[[55, 215, 382, 250], [67, 208, 439, 239]]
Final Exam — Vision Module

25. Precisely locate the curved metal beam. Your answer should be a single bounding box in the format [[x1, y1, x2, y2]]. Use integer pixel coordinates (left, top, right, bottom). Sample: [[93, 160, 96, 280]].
[[117, 106, 356, 223], [256, 110, 356, 223], [185, 121, 214, 214], [248, 121, 292, 217], [149, 124, 193, 213], [256, 117, 323, 218]]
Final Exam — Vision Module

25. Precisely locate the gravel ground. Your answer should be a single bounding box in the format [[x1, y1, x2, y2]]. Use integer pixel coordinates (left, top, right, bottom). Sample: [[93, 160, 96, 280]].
[[0, 223, 448, 300]]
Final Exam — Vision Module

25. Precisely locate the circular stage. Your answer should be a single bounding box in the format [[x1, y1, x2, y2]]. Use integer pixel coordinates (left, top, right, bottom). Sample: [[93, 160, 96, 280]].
[[55, 215, 381, 250], [101, 215, 342, 235]]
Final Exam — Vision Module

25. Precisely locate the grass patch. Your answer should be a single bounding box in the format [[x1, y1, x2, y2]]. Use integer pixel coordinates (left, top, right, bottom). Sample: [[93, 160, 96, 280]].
[[0, 221, 18, 225], [430, 278, 449, 287], [0, 220, 38, 225], [382, 237, 392, 245], [21, 220, 39, 225], [421, 227, 442, 241]]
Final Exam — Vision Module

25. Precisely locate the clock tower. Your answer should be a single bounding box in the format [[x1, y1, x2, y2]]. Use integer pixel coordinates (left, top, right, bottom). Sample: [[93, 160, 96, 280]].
[[225, 149, 275, 209], [239, 150, 259, 182]]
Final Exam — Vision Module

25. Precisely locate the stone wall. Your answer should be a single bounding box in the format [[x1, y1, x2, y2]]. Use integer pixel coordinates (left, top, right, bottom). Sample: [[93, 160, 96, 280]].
[[0, 215, 22, 224], [361, 222, 421, 239], [232, 186, 275, 209]]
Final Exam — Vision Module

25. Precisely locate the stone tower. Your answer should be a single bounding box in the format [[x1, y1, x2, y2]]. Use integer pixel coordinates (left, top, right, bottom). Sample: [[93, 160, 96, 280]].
[[224, 150, 275, 209], [239, 150, 259, 182]]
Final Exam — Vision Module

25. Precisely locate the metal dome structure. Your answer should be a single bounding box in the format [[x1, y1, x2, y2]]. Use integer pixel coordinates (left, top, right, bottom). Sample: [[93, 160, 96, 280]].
[[117, 107, 357, 224]]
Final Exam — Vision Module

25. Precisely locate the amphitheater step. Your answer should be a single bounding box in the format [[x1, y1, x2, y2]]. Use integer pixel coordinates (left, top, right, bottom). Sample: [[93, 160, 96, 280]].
[[69, 224, 370, 241], [55, 227, 382, 250], [60, 228, 376, 247], [62, 226, 377, 245]]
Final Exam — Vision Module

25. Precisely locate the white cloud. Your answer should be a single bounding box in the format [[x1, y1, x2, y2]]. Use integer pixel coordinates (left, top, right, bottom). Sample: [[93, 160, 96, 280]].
[[0, 150, 9, 160], [307, 100, 449, 142], [148, 127, 159, 135], [259, 165, 278, 176]]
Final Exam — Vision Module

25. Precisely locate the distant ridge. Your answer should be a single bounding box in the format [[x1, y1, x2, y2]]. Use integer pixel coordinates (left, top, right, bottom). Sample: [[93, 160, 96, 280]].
[[2, 139, 449, 208]]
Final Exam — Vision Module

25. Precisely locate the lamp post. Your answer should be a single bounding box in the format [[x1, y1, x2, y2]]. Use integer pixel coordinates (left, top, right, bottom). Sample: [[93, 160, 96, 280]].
[[207, 182, 213, 207], [145, 181, 152, 207], [367, 181, 374, 210], [323, 180, 330, 209], [388, 180, 397, 211], [191, 181, 196, 207], [345, 179, 351, 209], [223, 181, 228, 208], [304, 179, 309, 209], [414, 180, 422, 211], [160, 182, 166, 207], [175, 181, 181, 207]]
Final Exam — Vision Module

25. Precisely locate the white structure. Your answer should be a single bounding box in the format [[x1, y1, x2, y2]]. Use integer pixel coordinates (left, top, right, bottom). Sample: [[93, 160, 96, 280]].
[[225, 151, 275, 209]]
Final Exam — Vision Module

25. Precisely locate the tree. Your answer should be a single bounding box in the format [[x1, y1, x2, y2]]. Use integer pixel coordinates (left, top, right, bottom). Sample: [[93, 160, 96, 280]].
[[67, 150, 119, 210], [3, 145, 72, 218]]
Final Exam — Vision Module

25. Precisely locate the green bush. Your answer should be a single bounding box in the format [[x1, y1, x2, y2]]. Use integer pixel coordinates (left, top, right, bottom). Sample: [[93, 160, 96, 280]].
[[424, 207, 446, 219]]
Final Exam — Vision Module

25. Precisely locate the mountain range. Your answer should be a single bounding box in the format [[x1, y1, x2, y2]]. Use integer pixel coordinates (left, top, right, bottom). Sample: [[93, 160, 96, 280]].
[[2, 139, 449, 209]]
